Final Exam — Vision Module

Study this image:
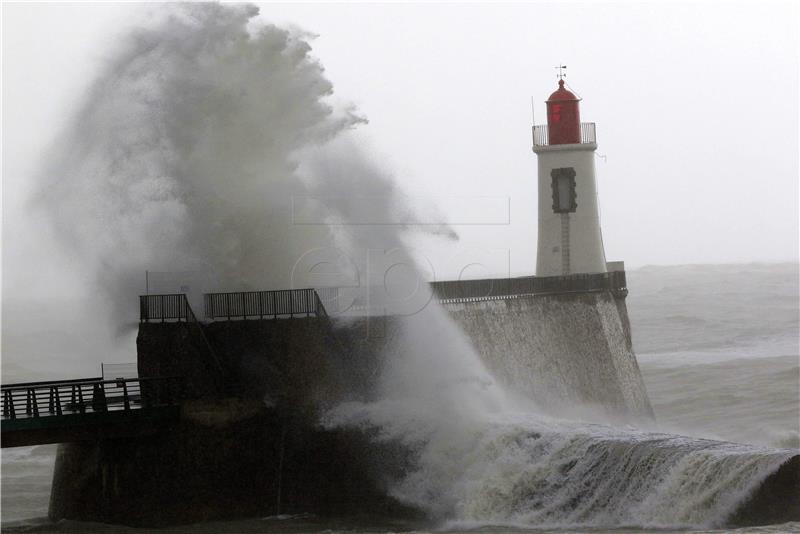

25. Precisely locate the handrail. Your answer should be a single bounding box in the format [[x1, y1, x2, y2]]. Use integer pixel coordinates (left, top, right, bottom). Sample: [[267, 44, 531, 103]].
[[204, 288, 329, 321], [1, 377, 103, 389], [139, 294, 189, 323], [532, 122, 596, 147], [1, 376, 184, 421]]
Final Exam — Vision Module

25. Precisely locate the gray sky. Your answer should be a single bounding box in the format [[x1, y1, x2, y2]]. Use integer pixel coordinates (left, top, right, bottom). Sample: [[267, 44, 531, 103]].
[[3, 2, 798, 300]]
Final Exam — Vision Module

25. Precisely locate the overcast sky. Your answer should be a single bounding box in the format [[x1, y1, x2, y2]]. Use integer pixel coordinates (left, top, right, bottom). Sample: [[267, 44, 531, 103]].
[[3, 2, 798, 301]]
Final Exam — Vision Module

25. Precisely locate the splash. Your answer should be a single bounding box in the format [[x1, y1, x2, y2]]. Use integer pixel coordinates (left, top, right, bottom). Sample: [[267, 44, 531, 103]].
[[327, 391, 797, 529], [37, 3, 364, 321], [323, 296, 797, 528]]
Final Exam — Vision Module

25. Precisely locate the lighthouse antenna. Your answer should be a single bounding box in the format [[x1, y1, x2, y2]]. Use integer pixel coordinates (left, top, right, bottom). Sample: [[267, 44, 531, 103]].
[[555, 64, 567, 80], [531, 96, 536, 126]]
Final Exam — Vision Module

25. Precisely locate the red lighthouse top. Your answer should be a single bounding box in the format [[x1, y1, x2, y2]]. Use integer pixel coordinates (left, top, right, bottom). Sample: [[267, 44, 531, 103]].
[[547, 79, 579, 102], [546, 79, 581, 144]]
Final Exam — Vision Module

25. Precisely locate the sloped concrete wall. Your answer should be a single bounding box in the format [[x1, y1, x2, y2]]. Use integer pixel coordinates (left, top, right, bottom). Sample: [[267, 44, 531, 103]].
[[441, 291, 654, 420], [328, 289, 653, 421]]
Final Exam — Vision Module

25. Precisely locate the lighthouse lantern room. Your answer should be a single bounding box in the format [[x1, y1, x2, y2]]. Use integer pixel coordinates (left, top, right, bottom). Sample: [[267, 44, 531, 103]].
[[532, 74, 607, 277], [546, 79, 581, 145]]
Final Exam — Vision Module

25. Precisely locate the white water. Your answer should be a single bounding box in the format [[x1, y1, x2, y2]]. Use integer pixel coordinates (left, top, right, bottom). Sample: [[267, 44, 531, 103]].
[[446, 420, 790, 529], [323, 306, 796, 530], [327, 397, 795, 528], [322, 405, 795, 530]]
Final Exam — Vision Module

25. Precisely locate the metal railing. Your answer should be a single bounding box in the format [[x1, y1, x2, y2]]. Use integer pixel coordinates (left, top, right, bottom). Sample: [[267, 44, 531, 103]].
[[532, 122, 596, 147], [1, 376, 184, 421], [432, 270, 627, 302], [204, 288, 329, 320], [139, 294, 190, 322]]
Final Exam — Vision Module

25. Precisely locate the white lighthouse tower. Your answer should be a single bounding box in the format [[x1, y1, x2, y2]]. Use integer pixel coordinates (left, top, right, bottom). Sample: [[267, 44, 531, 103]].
[[533, 76, 607, 276]]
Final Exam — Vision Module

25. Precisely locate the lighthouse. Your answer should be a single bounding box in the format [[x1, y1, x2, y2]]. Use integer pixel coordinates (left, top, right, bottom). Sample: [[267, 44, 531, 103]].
[[533, 77, 607, 277]]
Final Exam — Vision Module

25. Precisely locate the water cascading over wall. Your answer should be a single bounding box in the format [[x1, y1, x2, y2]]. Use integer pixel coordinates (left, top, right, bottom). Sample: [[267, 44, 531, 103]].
[[335, 272, 654, 421], [439, 290, 654, 420]]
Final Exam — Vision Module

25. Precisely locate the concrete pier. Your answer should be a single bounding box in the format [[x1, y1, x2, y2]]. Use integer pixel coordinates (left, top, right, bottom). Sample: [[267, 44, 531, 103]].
[[49, 277, 655, 525]]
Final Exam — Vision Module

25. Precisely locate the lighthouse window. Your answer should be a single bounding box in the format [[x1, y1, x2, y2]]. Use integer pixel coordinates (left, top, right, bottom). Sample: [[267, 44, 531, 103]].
[[551, 167, 577, 213]]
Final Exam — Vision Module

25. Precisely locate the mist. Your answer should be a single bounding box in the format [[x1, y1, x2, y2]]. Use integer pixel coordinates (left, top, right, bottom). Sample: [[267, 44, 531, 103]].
[[32, 4, 354, 321], [2, 3, 461, 377]]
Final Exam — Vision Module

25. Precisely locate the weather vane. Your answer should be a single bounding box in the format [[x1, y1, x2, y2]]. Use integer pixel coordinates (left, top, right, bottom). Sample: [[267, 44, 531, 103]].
[[555, 64, 567, 80]]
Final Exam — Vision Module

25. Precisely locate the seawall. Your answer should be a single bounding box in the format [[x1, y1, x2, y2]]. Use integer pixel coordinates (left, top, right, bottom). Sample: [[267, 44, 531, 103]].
[[441, 291, 654, 420], [49, 279, 656, 525]]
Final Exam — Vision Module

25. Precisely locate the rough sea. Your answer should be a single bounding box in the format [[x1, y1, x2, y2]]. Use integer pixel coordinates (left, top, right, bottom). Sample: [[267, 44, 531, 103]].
[[2, 263, 798, 533]]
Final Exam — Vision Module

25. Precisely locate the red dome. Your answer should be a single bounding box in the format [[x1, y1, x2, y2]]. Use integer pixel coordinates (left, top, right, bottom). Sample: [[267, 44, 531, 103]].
[[547, 79, 579, 102]]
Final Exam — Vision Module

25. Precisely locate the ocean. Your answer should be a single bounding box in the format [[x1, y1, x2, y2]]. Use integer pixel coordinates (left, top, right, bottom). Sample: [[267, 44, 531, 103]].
[[2, 263, 798, 533]]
